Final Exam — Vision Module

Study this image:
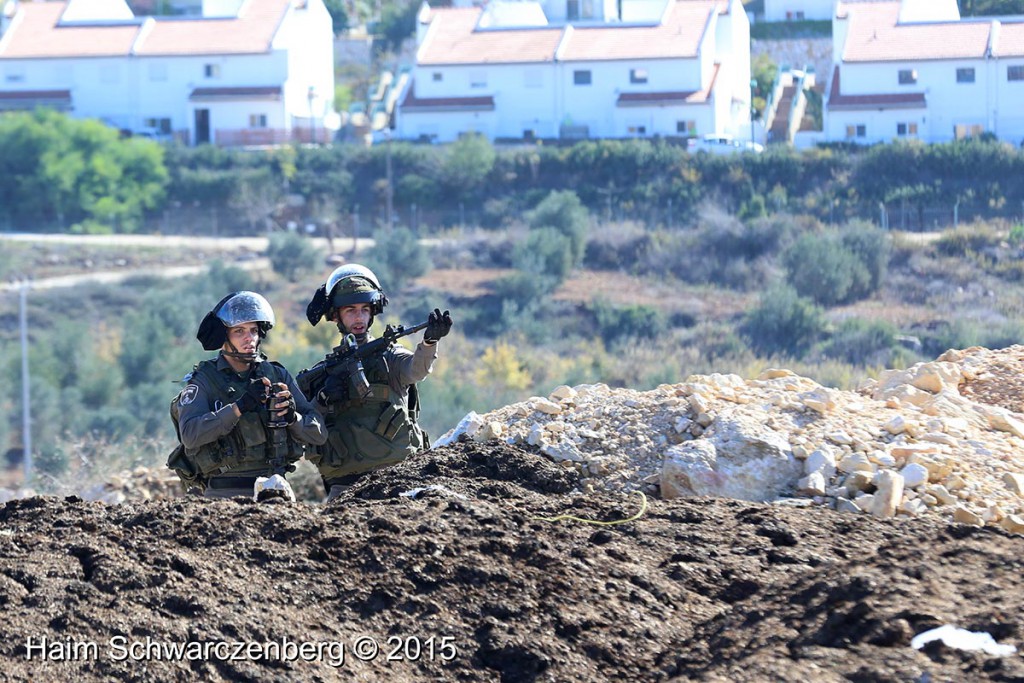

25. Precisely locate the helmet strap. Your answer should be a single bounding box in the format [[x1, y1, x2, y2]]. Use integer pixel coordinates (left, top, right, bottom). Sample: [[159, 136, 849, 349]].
[[223, 338, 261, 366], [335, 320, 368, 345]]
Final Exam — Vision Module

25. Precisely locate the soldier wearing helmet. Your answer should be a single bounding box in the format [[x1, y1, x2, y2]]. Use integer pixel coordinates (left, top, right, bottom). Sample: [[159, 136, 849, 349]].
[[299, 264, 453, 501], [167, 291, 326, 499]]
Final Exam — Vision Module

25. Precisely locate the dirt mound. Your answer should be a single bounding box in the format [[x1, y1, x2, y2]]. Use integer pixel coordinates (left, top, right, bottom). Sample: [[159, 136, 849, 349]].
[[2, 440, 1023, 682]]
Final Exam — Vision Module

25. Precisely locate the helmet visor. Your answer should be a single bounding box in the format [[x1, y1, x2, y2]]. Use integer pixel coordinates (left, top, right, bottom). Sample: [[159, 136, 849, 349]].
[[217, 291, 276, 328]]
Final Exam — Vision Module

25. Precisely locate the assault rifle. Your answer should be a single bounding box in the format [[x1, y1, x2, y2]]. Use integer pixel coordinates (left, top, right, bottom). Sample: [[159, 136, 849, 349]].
[[297, 320, 428, 404]]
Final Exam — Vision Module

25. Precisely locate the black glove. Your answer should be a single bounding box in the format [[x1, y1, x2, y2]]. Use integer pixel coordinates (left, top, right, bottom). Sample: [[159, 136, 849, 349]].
[[317, 373, 350, 406], [424, 308, 453, 343], [236, 378, 269, 414], [271, 385, 297, 425]]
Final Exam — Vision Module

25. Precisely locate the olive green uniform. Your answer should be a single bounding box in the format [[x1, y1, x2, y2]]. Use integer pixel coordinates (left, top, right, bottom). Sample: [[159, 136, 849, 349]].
[[173, 354, 326, 498], [300, 337, 436, 498]]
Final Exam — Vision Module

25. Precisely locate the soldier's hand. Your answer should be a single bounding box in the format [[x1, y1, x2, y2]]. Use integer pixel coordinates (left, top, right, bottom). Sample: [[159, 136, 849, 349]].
[[317, 373, 349, 406], [237, 377, 270, 414], [271, 383, 297, 425], [424, 308, 453, 343]]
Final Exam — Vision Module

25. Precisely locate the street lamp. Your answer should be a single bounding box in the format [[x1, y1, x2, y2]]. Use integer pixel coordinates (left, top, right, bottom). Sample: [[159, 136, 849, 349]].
[[17, 278, 32, 485]]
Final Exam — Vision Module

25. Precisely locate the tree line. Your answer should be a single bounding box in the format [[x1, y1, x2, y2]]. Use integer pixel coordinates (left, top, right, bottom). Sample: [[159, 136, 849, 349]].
[[3, 110, 1024, 235]]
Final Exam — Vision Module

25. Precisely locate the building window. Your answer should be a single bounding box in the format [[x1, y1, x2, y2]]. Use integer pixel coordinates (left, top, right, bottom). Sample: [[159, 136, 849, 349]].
[[432, 72, 442, 82], [567, 0, 579, 20], [1008, 65, 1024, 81], [143, 117, 172, 133], [574, 70, 591, 85], [627, 125, 647, 135], [956, 67, 975, 83], [676, 120, 695, 135], [954, 123, 985, 139], [148, 63, 168, 82], [845, 124, 866, 138], [898, 69, 917, 85], [204, 64, 221, 79], [896, 122, 918, 136], [630, 68, 648, 84], [249, 114, 268, 128]]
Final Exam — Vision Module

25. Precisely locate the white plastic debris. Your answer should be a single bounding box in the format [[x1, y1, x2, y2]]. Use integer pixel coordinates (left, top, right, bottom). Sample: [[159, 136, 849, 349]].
[[911, 625, 1017, 656], [399, 485, 468, 500], [253, 474, 296, 502], [432, 411, 483, 448]]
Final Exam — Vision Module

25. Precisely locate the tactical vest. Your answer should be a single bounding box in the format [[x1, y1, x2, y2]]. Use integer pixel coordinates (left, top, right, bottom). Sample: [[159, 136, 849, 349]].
[[308, 351, 427, 480], [167, 358, 300, 489]]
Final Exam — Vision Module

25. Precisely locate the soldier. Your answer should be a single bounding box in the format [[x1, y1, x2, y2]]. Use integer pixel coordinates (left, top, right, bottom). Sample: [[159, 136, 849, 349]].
[[167, 291, 326, 500], [298, 264, 452, 501]]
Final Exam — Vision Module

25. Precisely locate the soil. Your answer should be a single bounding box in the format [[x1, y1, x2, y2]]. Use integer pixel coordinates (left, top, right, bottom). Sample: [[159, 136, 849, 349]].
[[2, 440, 1023, 682]]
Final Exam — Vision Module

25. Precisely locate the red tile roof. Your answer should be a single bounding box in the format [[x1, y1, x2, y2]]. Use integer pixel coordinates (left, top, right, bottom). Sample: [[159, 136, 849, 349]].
[[561, 1, 721, 62], [416, 7, 563, 65], [837, 1, 1004, 62], [136, 0, 290, 56], [400, 82, 495, 111], [826, 65, 926, 110], [416, 0, 724, 66], [0, 0, 291, 59], [992, 21, 1024, 58], [0, 2, 140, 58]]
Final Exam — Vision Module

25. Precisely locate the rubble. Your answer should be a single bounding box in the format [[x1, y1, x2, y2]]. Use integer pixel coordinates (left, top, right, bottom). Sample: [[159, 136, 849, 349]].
[[444, 346, 1024, 530]]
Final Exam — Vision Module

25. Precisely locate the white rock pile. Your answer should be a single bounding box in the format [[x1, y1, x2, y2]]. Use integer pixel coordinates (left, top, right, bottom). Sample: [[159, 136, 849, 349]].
[[439, 346, 1024, 533]]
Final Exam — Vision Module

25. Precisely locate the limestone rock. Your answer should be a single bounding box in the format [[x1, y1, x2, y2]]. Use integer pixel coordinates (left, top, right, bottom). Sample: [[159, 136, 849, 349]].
[[899, 462, 930, 489], [1004, 472, 1024, 497], [661, 416, 800, 501]]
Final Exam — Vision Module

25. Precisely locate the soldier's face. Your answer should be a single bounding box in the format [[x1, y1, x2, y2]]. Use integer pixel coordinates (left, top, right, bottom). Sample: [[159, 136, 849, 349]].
[[225, 322, 260, 354], [338, 304, 372, 336]]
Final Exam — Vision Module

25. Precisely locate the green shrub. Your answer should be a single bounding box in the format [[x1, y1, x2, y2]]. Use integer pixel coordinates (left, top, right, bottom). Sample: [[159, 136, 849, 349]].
[[740, 283, 826, 358], [935, 224, 1002, 257], [840, 221, 891, 290], [1009, 223, 1024, 246], [527, 190, 590, 267], [267, 232, 320, 282], [590, 300, 667, 348], [820, 318, 898, 366], [513, 227, 573, 282], [364, 226, 430, 290], [783, 232, 871, 306]]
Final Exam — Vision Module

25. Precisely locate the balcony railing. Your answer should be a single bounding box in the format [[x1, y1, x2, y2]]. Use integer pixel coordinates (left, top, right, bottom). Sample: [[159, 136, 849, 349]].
[[214, 127, 332, 147]]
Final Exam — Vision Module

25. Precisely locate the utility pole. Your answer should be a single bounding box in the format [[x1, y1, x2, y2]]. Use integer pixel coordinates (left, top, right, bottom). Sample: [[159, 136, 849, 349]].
[[352, 203, 360, 255], [385, 129, 394, 231], [18, 280, 32, 485]]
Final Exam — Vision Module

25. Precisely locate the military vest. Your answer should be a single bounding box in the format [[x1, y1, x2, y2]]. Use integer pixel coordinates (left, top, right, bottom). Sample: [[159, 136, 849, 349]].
[[306, 350, 427, 480], [167, 358, 300, 489]]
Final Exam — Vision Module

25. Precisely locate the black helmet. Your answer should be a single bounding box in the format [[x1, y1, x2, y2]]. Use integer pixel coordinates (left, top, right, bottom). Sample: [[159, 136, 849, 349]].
[[306, 264, 388, 326], [196, 291, 276, 351]]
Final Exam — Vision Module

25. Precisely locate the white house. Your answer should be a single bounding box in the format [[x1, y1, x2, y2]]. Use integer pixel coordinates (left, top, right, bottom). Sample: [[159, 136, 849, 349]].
[[763, 0, 834, 23], [0, 0, 335, 146], [396, 0, 754, 144], [826, 0, 1024, 146]]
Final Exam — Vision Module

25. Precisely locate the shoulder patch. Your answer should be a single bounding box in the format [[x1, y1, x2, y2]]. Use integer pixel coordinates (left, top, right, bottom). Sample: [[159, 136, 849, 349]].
[[178, 384, 200, 406]]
